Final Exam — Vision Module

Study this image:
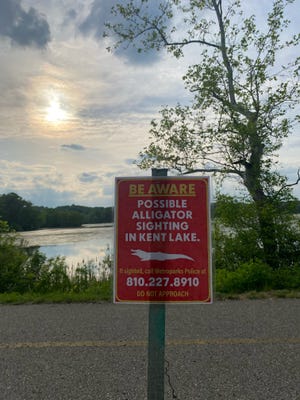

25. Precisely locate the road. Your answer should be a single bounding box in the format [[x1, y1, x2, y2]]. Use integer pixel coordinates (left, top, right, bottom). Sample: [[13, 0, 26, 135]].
[[0, 299, 299, 400]]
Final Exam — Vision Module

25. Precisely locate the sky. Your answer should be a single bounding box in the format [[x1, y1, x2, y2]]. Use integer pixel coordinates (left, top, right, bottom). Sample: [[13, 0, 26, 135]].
[[0, 0, 299, 207]]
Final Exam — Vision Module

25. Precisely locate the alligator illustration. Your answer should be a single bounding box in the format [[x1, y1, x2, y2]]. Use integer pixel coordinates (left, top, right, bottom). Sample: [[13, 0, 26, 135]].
[[131, 249, 194, 261]]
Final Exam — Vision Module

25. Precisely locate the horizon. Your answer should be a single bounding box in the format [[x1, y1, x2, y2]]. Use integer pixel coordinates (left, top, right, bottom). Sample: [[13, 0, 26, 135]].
[[1, 190, 299, 210]]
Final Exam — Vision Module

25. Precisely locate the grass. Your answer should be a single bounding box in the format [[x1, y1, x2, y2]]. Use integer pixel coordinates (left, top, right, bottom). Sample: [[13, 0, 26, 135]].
[[215, 290, 300, 301], [0, 279, 113, 304], [1, 287, 299, 305]]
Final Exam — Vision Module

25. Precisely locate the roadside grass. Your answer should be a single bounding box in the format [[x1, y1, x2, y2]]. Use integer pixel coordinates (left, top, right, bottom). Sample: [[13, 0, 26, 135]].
[[215, 290, 300, 301], [1, 256, 299, 304], [0, 286, 299, 305], [1, 257, 300, 304], [0, 278, 113, 304]]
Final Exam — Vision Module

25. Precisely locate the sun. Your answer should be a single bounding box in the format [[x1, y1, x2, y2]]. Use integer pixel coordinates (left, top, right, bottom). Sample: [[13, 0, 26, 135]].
[[45, 96, 68, 123]]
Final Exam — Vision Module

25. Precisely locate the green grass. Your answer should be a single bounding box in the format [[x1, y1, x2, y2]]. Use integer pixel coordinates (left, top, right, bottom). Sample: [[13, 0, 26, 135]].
[[0, 279, 113, 304], [1, 287, 299, 305], [215, 290, 300, 300]]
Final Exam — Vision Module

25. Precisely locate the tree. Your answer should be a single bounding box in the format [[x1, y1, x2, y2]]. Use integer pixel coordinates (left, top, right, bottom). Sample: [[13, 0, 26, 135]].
[[106, 0, 300, 268], [0, 193, 42, 231]]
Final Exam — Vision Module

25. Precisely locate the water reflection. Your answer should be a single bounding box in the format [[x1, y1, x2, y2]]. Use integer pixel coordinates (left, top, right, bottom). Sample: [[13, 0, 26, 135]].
[[20, 224, 114, 271]]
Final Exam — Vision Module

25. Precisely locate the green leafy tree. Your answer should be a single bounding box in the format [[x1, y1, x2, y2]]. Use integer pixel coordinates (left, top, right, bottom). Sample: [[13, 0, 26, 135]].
[[0, 193, 42, 231], [106, 0, 300, 268]]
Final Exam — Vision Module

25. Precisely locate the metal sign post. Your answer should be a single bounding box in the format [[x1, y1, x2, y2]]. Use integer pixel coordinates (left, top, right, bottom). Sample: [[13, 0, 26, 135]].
[[147, 168, 167, 400]]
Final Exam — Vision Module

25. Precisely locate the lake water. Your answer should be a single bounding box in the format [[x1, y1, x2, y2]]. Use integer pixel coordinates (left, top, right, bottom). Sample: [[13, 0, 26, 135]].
[[19, 224, 114, 271]]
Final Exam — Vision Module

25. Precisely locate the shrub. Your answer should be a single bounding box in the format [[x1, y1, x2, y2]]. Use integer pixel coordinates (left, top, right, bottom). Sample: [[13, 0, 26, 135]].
[[214, 194, 300, 270], [0, 220, 28, 293], [271, 265, 300, 290], [31, 256, 71, 293], [216, 260, 273, 293]]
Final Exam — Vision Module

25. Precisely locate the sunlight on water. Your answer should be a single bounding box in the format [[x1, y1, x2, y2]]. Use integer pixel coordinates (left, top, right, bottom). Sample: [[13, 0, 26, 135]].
[[19, 224, 114, 270]]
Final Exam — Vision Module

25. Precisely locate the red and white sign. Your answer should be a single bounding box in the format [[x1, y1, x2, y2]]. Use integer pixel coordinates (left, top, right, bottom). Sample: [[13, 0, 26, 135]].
[[114, 177, 212, 303]]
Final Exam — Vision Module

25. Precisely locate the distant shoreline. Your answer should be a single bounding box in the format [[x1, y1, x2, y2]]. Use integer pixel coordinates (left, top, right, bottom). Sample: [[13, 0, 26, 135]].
[[17, 223, 114, 234]]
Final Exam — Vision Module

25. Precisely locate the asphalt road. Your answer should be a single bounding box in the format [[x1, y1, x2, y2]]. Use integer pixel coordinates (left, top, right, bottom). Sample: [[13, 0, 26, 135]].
[[0, 299, 299, 400]]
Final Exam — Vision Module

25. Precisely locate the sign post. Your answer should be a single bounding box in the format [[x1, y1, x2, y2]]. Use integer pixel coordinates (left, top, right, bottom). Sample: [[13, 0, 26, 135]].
[[147, 168, 167, 400], [114, 171, 212, 399]]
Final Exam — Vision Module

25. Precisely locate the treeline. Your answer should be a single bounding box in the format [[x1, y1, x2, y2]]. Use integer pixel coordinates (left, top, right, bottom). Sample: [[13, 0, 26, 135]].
[[1, 192, 299, 232], [0, 193, 113, 231], [210, 199, 300, 215]]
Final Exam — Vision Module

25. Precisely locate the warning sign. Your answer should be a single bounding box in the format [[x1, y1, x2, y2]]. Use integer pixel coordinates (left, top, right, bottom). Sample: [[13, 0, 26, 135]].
[[114, 177, 212, 303]]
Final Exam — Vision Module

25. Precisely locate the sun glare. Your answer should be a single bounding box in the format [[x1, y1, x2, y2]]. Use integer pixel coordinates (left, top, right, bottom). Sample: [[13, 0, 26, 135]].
[[46, 99, 67, 123]]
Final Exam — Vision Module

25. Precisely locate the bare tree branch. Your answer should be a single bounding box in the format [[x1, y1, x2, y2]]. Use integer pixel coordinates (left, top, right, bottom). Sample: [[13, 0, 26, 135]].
[[275, 169, 300, 197], [182, 167, 241, 175]]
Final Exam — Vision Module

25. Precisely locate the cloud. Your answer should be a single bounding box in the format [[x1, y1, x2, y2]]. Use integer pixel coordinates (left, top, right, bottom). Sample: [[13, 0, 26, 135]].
[[77, 93, 180, 120], [61, 144, 86, 151], [65, 8, 78, 21], [125, 158, 135, 165], [0, 0, 51, 48], [78, 0, 168, 65], [78, 172, 102, 183]]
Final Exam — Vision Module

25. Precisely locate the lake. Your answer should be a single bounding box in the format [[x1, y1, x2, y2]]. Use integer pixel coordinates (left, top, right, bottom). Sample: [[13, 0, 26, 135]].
[[19, 224, 114, 272]]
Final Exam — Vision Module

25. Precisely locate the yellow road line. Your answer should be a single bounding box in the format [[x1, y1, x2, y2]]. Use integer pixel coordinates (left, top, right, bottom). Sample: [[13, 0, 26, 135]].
[[0, 340, 147, 350], [0, 337, 299, 350], [167, 338, 300, 346]]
